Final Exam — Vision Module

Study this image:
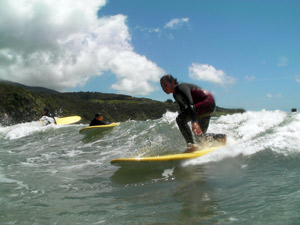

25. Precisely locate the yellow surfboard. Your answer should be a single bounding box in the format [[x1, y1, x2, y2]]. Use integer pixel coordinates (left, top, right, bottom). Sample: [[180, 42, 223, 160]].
[[111, 146, 222, 167], [79, 122, 120, 135], [56, 116, 81, 125]]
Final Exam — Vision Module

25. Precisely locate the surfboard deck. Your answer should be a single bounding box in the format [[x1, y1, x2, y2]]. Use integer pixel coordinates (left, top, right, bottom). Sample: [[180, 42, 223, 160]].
[[79, 122, 120, 135], [111, 146, 222, 167], [56, 116, 81, 125]]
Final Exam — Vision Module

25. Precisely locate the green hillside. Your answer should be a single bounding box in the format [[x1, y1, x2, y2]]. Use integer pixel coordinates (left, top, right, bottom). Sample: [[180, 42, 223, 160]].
[[0, 81, 245, 125]]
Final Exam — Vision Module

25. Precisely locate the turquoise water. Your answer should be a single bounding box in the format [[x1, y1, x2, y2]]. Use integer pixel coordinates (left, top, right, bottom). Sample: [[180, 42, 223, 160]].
[[1, 110, 300, 224]]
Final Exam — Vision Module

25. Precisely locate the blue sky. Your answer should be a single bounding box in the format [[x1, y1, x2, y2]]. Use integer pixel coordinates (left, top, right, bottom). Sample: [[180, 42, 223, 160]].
[[0, 0, 299, 111]]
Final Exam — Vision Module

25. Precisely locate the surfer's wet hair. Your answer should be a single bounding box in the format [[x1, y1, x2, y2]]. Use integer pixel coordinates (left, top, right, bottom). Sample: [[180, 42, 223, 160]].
[[95, 113, 103, 117], [43, 108, 49, 114], [160, 74, 178, 85]]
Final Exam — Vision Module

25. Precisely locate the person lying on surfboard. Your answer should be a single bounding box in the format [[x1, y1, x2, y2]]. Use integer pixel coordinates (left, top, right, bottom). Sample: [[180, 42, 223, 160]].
[[160, 75, 226, 153], [89, 113, 107, 126], [40, 107, 57, 125]]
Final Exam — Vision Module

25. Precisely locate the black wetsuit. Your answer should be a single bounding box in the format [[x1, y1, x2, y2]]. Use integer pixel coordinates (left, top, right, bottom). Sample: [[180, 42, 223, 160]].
[[89, 119, 107, 126], [173, 83, 217, 145]]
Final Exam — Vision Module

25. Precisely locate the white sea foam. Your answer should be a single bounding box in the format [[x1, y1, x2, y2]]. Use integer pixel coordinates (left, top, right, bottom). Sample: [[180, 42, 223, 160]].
[[1, 121, 52, 140], [0, 167, 28, 190], [182, 110, 300, 166], [61, 160, 102, 171], [161, 111, 178, 123], [162, 168, 174, 178], [0, 121, 83, 140]]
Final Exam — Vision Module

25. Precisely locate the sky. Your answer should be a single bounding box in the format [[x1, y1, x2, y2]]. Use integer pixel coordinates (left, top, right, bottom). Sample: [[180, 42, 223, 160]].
[[0, 0, 299, 111]]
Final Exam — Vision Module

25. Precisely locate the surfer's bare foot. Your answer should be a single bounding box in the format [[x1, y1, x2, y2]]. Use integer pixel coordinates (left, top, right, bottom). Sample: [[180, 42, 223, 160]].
[[184, 144, 198, 153]]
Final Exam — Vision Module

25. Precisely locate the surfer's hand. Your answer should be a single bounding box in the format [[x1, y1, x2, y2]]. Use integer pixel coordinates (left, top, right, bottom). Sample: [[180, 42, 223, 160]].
[[192, 122, 202, 136]]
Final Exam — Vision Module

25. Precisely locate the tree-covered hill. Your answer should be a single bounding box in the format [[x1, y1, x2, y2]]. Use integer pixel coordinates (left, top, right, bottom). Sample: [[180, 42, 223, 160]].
[[0, 81, 245, 125]]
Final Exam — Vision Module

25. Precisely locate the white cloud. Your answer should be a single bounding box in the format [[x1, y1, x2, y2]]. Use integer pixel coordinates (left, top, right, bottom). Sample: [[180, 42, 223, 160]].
[[188, 63, 235, 86], [278, 56, 288, 67], [164, 18, 189, 29], [245, 75, 255, 81], [109, 51, 164, 95], [0, 0, 165, 95], [295, 75, 300, 83], [267, 93, 282, 98], [147, 27, 161, 33]]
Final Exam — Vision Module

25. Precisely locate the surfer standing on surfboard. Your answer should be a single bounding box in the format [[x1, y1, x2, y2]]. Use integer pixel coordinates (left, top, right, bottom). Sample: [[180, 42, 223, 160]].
[[89, 113, 107, 126], [160, 75, 225, 153]]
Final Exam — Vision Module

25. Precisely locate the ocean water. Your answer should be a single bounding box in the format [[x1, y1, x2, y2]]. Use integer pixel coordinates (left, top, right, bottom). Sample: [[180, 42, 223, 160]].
[[1, 110, 300, 224]]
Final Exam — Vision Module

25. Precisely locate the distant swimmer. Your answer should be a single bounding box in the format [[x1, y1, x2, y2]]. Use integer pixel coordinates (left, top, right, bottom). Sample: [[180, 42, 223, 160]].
[[40, 108, 56, 125], [160, 74, 226, 153], [89, 113, 107, 126], [1, 113, 9, 126]]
